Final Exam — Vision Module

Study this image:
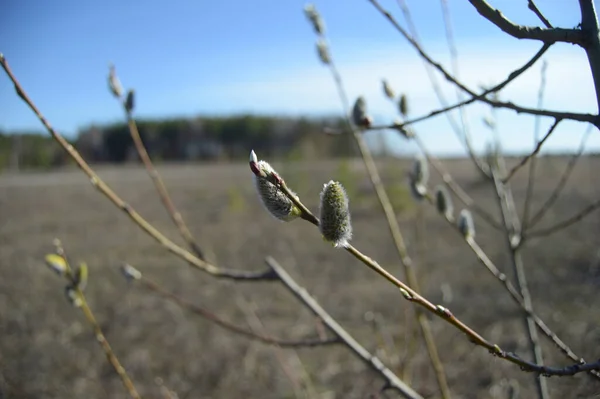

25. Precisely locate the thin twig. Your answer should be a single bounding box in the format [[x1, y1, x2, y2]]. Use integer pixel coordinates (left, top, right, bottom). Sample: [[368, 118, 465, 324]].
[[54, 244, 140, 399], [266, 257, 424, 399], [522, 62, 549, 231], [528, 125, 593, 228], [136, 274, 340, 348], [0, 55, 274, 281], [398, 0, 489, 179], [525, 197, 600, 238], [503, 118, 560, 183], [366, 42, 550, 131], [122, 99, 206, 260], [527, 0, 553, 28], [468, 0, 582, 44], [367, 0, 598, 126]]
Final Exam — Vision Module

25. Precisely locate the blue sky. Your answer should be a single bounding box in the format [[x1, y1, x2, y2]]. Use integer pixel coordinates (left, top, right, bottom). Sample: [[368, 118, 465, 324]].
[[1, 0, 597, 156]]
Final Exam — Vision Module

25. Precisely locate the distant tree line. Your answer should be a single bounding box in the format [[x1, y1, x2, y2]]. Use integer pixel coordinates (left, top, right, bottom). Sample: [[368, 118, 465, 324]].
[[0, 115, 358, 170]]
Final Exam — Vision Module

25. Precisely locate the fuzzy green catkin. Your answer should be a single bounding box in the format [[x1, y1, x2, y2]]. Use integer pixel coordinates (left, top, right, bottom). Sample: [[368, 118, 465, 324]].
[[458, 209, 475, 239], [304, 4, 325, 35], [253, 160, 301, 222], [64, 286, 82, 307], [319, 181, 352, 247], [435, 185, 453, 219]]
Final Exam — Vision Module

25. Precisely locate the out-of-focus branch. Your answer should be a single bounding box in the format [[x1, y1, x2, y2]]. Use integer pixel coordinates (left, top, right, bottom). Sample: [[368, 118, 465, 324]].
[[525, 197, 600, 239], [367, 0, 598, 126], [491, 170, 549, 399], [503, 118, 561, 183], [425, 196, 600, 380], [528, 125, 592, 228], [131, 271, 340, 348], [468, 0, 582, 44]]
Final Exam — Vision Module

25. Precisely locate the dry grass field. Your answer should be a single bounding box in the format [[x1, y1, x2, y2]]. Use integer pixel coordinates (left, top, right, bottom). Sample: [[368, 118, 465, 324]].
[[1, 156, 600, 399]]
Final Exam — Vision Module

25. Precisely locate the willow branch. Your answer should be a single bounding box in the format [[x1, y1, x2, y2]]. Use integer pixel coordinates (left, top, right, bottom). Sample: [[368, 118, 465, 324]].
[[525, 197, 600, 238], [528, 125, 592, 228], [528, 0, 553, 28], [468, 0, 583, 44], [367, 0, 598, 126], [119, 95, 206, 260], [266, 257, 424, 399], [134, 273, 340, 348], [503, 118, 561, 183], [0, 55, 273, 281]]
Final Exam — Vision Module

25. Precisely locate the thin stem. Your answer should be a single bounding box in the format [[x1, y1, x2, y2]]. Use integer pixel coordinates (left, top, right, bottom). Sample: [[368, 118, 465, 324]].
[[528, 125, 592, 228], [522, 63, 549, 231], [525, 197, 600, 238], [123, 110, 205, 260], [137, 275, 340, 348], [527, 0, 553, 28], [266, 257, 424, 399], [55, 245, 140, 399], [503, 118, 560, 184], [0, 56, 274, 281]]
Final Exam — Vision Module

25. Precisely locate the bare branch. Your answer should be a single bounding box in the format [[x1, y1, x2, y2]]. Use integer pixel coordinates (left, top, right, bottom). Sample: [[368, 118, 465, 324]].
[[468, 0, 582, 44], [528, 0, 553, 28], [134, 274, 339, 348], [503, 118, 561, 183], [266, 257, 424, 399], [366, 1, 598, 125], [0, 55, 274, 282], [526, 197, 600, 239], [528, 125, 592, 228]]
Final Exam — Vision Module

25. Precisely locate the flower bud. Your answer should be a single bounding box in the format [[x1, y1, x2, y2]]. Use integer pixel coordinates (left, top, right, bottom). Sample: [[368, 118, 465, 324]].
[[108, 64, 123, 98], [304, 4, 325, 35], [45, 254, 67, 276], [319, 181, 352, 247], [435, 185, 453, 219], [73, 262, 88, 291], [65, 285, 83, 307], [399, 94, 409, 117], [458, 209, 475, 239], [121, 263, 142, 281], [409, 156, 429, 201], [382, 79, 395, 100], [352, 96, 372, 128], [250, 151, 301, 222], [125, 89, 135, 113]]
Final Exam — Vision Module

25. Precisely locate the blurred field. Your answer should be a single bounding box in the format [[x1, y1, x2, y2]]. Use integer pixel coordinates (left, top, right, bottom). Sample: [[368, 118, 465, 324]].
[[1, 157, 600, 399]]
